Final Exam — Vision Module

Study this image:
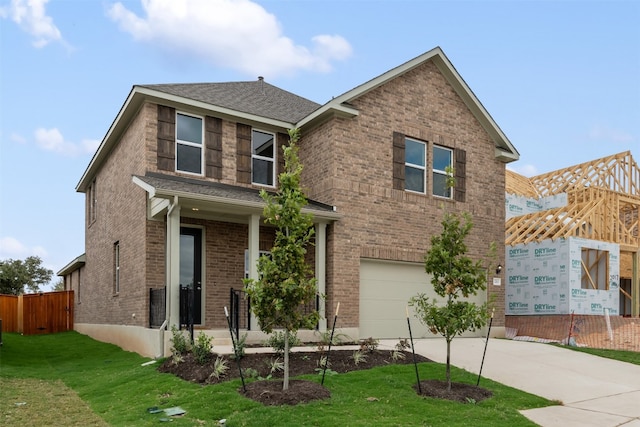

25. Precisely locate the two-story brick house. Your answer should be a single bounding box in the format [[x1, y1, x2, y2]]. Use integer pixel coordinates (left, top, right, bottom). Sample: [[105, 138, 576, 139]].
[[61, 47, 519, 357]]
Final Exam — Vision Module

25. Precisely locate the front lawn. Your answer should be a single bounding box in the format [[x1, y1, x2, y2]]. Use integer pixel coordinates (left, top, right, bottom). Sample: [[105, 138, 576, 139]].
[[0, 332, 553, 426]]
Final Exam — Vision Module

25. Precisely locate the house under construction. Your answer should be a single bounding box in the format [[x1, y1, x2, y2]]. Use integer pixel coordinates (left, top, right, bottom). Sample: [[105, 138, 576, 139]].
[[504, 151, 640, 326]]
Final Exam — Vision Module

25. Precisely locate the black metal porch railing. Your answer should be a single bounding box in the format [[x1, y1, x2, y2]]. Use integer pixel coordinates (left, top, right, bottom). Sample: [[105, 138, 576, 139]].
[[229, 288, 251, 338], [180, 285, 195, 343], [149, 287, 166, 329]]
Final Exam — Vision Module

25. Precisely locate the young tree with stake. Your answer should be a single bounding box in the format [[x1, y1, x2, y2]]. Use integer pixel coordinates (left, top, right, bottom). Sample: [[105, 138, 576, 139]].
[[409, 168, 494, 391], [244, 128, 320, 391]]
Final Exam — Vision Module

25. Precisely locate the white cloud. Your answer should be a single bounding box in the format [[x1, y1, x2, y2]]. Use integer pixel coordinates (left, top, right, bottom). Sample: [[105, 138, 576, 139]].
[[107, 0, 352, 77], [0, 0, 65, 48], [34, 127, 98, 156], [0, 237, 48, 259]]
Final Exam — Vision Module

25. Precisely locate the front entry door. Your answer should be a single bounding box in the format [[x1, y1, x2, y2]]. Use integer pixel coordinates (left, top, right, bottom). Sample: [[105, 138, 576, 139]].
[[180, 227, 202, 325]]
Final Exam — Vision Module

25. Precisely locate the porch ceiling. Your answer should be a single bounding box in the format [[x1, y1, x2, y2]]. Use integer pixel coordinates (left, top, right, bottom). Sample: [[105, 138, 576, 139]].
[[132, 172, 341, 222]]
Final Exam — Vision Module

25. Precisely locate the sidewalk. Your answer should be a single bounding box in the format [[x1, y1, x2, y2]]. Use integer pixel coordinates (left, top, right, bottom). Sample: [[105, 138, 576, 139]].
[[379, 338, 640, 427]]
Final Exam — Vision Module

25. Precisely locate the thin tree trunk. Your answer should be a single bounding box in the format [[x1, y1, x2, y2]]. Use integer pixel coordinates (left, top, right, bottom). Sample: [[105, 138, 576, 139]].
[[446, 338, 452, 392], [283, 329, 290, 391]]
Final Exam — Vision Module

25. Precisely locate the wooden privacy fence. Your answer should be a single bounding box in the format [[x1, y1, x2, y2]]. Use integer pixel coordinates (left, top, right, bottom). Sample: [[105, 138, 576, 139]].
[[0, 291, 74, 335]]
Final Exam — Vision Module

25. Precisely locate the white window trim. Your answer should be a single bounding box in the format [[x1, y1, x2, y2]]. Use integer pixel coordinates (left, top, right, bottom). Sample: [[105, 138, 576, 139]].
[[251, 129, 276, 187], [175, 111, 205, 176], [405, 138, 426, 194], [432, 145, 453, 199]]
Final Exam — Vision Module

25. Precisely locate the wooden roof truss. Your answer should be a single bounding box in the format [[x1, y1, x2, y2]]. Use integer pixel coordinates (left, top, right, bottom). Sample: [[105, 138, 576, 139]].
[[506, 151, 640, 251]]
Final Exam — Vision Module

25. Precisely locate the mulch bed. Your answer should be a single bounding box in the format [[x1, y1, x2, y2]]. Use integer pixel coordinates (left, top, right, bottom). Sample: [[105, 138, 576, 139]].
[[158, 348, 492, 405]]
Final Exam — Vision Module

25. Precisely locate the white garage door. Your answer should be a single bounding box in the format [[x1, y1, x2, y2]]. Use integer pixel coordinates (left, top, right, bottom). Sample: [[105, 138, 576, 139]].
[[359, 259, 486, 339]]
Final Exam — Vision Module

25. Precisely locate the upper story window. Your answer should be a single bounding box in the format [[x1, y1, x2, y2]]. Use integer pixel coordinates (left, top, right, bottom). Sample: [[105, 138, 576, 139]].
[[176, 112, 204, 175], [405, 138, 426, 193], [432, 145, 453, 198], [252, 129, 275, 186], [394, 132, 463, 201], [88, 178, 97, 224]]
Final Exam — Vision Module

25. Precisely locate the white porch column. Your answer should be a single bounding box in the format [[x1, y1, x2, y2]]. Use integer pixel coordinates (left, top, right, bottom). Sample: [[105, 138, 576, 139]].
[[248, 214, 260, 330], [166, 197, 181, 329], [316, 222, 327, 331]]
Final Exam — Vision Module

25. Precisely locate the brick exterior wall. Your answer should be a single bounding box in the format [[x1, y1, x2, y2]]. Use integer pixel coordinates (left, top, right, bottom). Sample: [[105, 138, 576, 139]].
[[79, 103, 153, 326], [301, 60, 506, 328], [78, 56, 507, 336]]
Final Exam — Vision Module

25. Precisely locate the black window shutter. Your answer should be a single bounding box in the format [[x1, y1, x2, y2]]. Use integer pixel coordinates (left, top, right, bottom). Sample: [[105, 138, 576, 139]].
[[277, 132, 288, 183], [454, 148, 466, 202], [157, 105, 175, 171], [236, 123, 252, 184], [205, 116, 222, 179], [392, 132, 405, 190]]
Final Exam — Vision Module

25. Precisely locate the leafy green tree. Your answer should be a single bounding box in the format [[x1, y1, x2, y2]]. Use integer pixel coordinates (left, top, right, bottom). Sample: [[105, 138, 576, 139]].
[[0, 256, 53, 295], [52, 278, 65, 291], [410, 169, 494, 391], [244, 128, 320, 391]]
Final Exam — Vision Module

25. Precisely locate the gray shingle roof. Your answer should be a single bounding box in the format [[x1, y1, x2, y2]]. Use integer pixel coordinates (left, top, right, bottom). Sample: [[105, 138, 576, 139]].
[[138, 80, 321, 123], [135, 172, 337, 216]]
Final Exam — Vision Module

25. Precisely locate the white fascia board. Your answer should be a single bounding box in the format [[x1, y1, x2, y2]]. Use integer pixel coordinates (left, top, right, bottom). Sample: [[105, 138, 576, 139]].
[[57, 253, 86, 276], [495, 147, 520, 163], [297, 103, 359, 128], [132, 176, 341, 221], [132, 175, 157, 197], [149, 197, 171, 218]]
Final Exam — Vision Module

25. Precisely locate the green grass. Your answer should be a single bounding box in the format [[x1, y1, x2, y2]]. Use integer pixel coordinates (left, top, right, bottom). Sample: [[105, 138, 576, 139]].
[[556, 345, 640, 366], [0, 332, 554, 426]]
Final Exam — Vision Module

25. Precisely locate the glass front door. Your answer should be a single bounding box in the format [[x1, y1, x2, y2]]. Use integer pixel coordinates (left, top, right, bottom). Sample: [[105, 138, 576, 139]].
[[180, 227, 202, 325]]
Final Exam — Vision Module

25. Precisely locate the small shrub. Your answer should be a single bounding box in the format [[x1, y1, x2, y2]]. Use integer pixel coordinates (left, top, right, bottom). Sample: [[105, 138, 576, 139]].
[[392, 338, 410, 361], [266, 357, 284, 374], [315, 330, 352, 351], [208, 356, 229, 380], [242, 367, 259, 379], [315, 356, 337, 376], [265, 331, 301, 355], [171, 353, 184, 365], [193, 332, 213, 365], [391, 349, 406, 362], [230, 333, 248, 360], [359, 337, 379, 352], [170, 325, 191, 355], [351, 350, 368, 365]]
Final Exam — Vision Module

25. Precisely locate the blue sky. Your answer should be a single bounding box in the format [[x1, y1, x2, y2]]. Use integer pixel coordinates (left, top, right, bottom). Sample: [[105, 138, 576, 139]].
[[1, 0, 638, 289]]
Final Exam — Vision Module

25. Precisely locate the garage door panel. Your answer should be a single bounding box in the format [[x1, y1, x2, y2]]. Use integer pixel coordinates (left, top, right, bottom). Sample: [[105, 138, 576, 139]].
[[359, 260, 486, 339]]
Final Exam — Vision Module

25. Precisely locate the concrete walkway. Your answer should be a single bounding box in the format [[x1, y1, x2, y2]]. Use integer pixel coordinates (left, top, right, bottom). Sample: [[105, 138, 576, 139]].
[[378, 338, 640, 427]]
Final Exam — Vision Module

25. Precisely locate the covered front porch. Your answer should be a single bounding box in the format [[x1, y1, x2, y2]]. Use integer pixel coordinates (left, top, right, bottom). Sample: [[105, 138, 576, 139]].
[[134, 172, 340, 343]]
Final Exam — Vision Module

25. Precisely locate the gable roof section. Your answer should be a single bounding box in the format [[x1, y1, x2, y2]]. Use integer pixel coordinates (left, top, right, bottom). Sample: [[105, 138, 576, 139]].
[[78, 47, 518, 192], [139, 80, 321, 123], [298, 46, 519, 163], [77, 80, 319, 193]]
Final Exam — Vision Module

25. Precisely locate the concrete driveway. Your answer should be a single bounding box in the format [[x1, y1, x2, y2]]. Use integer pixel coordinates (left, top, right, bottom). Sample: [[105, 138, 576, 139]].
[[380, 338, 640, 427]]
